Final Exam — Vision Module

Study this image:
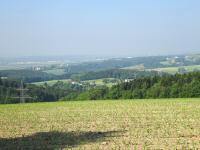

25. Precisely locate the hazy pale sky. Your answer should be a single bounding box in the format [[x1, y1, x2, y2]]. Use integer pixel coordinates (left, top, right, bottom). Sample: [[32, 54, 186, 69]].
[[0, 0, 200, 57]]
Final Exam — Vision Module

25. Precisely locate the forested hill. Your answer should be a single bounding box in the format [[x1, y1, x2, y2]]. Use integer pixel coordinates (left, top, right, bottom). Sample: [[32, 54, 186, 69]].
[[64, 56, 167, 73], [74, 72, 200, 100], [0, 70, 72, 83], [0, 69, 164, 83], [0, 70, 55, 83], [64, 54, 200, 73]]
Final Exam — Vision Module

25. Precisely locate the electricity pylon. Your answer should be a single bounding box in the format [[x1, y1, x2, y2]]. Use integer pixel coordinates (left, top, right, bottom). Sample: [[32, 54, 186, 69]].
[[15, 80, 32, 103]]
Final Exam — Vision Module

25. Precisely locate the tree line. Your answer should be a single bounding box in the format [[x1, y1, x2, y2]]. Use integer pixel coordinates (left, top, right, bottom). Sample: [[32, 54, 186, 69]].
[[0, 71, 200, 104], [69, 71, 200, 100]]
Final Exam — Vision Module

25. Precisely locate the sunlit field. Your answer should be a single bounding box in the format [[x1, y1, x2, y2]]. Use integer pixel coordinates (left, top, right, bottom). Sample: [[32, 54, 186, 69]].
[[0, 99, 200, 149], [151, 65, 200, 74]]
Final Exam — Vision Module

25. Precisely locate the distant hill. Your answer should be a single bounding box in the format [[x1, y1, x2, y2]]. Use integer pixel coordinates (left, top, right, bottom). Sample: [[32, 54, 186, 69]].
[[71, 69, 165, 81], [62, 54, 200, 73]]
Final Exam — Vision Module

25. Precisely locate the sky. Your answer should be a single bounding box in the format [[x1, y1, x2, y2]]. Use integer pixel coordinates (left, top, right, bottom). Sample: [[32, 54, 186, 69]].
[[0, 0, 200, 57]]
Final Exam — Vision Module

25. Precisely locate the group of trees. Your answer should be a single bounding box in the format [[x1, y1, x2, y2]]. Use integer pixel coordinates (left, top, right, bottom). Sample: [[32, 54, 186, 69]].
[[0, 78, 20, 103], [0, 79, 84, 104], [70, 72, 200, 100], [27, 81, 84, 102]]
